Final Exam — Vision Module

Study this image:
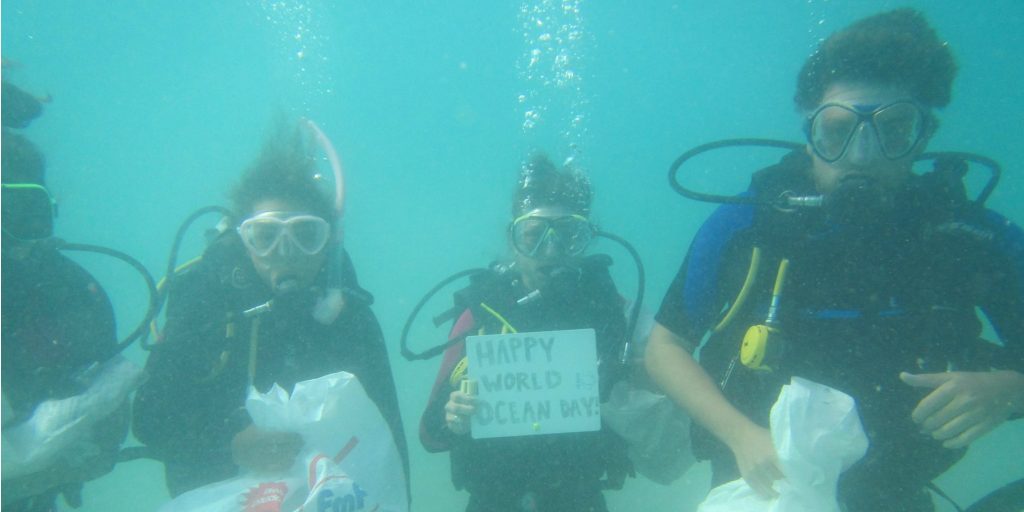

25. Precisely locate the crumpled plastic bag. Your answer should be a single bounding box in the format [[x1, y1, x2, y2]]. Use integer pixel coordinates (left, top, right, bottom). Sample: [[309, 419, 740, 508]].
[[697, 377, 868, 512], [1, 355, 145, 478], [159, 371, 408, 512], [602, 380, 694, 484], [602, 303, 694, 484]]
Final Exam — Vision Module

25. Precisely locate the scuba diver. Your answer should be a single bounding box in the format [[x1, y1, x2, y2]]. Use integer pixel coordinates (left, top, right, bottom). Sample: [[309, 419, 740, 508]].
[[131, 121, 409, 498], [416, 154, 637, 512], [2, 79, 148, 512], [645, 9, 1024, 512]]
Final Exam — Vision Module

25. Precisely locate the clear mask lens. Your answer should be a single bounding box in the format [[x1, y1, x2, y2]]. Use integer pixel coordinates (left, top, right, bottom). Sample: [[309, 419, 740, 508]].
[[1, 184, 55, 240], [809, 101, 926, 162], [512, 214, 592, 258], [238, 214, 330, 258], [873, 102, 924, 159]]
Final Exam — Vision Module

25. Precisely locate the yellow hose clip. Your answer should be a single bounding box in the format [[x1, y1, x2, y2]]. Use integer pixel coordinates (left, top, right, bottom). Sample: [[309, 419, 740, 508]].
[[739, 257, 790, 372], [741, 324, 776, 371], [449, 356, 469, 389]]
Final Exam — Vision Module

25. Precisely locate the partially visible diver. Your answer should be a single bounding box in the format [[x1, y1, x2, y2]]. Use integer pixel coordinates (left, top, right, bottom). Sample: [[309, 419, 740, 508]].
[[131, 121, 409, 499], [418, 154, 637, 512], [1, 79, 140, 512], [646, 9, 1024, 512]]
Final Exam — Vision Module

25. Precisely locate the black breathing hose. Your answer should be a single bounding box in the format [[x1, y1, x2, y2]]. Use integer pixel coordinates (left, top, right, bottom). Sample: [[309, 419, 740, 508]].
[[400, 228, 646, 365], [668, 138, 803, 205], [595, 230, 645, 364], [669, 138, 1002, 207], [399, 268, 488, 361], [919, 151, 1001, 206], [56, 241, 159, 356], [162, 205, 235, 303]]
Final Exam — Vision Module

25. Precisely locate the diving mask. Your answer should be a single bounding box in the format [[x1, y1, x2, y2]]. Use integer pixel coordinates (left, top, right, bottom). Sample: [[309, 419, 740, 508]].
[[510, 212, 593, 259], [807, 101, 928, 163], [1, 183, 57, 240], [237, 212, 330, 258]]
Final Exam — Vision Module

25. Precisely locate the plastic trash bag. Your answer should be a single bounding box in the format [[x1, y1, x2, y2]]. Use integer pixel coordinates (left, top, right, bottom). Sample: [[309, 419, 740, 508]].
[[159, 371, 408, 512], [602, 380, 694, 484], [697, 377, 868, 512], [2, 355, 145, 478], [601, 302, 694, 484]]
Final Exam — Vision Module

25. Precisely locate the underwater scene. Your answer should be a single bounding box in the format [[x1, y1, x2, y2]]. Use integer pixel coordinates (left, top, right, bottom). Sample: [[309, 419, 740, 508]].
[[2, 1, 1022, 511]]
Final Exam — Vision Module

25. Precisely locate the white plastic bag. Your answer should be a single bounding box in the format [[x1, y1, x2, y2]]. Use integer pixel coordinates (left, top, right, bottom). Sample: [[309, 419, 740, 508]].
[[697, 377, 868, 512], [1, 355, 145, 478], [601, 302, 694, 484], [159, 371, 408, 512], [601, 380, 694, 484]]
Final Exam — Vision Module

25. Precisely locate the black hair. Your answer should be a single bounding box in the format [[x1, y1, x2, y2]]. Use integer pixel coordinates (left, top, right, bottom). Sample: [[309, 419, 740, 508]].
[[512, 153, 592, 217], [795, 8, 957, 111], [230, 121, 334, 225]]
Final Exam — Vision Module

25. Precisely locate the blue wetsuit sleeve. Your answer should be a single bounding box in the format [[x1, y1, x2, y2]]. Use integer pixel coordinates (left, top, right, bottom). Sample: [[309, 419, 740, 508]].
[[978, 210, 1024, 372], [655, 203, 755, 344]]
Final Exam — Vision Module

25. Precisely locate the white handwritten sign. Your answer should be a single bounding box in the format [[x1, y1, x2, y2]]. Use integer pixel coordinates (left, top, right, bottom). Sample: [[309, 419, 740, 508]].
[[466, 328, 600, 439]]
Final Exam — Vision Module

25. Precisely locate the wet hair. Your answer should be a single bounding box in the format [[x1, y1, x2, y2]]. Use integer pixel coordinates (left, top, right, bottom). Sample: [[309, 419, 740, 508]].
[[230, 122, 334, 225], [2, 128, 46, 185], [513, 153, 592, 217], [795, 9, 957, 111]]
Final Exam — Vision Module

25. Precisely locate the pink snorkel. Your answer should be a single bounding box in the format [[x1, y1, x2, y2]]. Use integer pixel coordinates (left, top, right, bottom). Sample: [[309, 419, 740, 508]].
[[303, 118, 346, 226], [303, 119, 349, 324]]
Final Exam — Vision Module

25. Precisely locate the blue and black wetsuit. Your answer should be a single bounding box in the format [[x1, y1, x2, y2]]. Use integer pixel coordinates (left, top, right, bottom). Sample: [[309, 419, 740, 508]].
[[656, 151, 1024, 512]]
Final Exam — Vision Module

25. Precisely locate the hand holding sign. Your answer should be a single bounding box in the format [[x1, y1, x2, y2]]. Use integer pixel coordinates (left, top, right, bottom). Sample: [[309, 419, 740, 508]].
[[445, 381, 478, 435], [467, 329, 601, 439]]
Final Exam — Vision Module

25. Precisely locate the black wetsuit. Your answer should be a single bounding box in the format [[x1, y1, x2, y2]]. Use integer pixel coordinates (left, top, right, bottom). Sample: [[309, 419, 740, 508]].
[[420, 257, 632, 512], [132, 235, 408, 497], [1, 246, 125, 512], [657, 151, 1024, 512]]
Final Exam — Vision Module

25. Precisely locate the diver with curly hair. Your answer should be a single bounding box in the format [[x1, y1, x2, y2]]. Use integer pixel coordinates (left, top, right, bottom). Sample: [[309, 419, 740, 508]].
[[132, 123, 408, 498], [646, 9, 1024, 511]]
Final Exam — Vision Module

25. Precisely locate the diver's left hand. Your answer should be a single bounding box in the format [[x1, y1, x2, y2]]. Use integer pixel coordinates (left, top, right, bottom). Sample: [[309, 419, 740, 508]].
[[900, 370, 1024, 449]]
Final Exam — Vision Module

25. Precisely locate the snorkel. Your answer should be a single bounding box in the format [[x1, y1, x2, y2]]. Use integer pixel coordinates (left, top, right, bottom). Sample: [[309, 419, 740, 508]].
[[303, 119, 348, 325]]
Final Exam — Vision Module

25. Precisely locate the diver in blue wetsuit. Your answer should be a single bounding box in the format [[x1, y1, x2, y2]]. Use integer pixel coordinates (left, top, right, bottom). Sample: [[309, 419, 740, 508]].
[[645, 9, 1024, 512]]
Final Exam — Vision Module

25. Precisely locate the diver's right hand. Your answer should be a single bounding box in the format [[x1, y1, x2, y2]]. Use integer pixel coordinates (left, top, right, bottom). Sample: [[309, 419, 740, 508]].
[[728, 423, 784, 498], [231, 426, 304, 473], [445, 390, 476, 435]]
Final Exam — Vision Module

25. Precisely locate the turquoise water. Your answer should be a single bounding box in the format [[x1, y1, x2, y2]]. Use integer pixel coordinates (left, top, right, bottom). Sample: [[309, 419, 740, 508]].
[[3, 1, 1022, 510]]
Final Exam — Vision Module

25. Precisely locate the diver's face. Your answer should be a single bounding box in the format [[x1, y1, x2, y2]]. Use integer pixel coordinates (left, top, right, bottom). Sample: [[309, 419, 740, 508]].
[[242, 199, 330, 295], [510, 207, 590, 291], [806, 82, 930, 195]]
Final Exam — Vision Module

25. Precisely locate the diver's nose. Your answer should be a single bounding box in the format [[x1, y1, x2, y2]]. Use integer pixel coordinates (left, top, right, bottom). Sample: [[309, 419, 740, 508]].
[[845, 122, 881, 166], [276, 235, 295, 256], [538, 229, 567, 258]]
